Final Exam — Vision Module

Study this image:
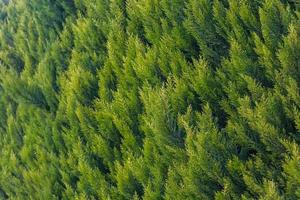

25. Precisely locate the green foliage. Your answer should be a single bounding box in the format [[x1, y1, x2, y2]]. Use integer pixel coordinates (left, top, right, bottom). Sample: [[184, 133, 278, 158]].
[[0, 0, 299, 199]]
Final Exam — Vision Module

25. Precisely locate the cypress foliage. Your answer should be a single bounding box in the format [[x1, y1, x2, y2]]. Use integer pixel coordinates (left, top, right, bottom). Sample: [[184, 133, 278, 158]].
[[0, 0, 299, 199]]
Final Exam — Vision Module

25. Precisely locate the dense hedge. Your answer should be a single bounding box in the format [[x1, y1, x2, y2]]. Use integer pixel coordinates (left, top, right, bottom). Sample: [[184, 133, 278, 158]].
[[0, 0, 299, 199]]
